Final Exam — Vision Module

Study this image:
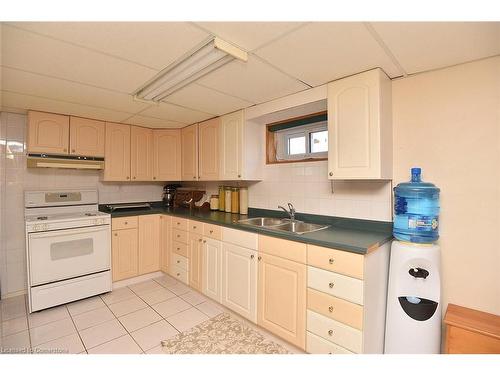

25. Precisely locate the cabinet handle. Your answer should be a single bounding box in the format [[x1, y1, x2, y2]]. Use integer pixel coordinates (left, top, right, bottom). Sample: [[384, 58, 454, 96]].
[[328, 330, 334, 336], [329, 282, 334, 288], [193, 226, 197, 229], [177, 260, 180, 264], [177, 273, 180, 276], [329, 306, 334, 312], [209, 230, 213, 234], [193, 176, 196, 179], [176, 247, 180, 251], [203, 240, 206, 243], [258, 256, 261, 261], [250, 255, 254, 259], [153, 177, 156, 180], [198, 238, 202, 242], [114, 233, 118, 237], [238, 174, 241, 178], [177, 235, 180, 238], [133, 176, 136, 179], [329, 258, 334, 264], [329, 172, 333, 177], [124, 222, 128, 225], [126, 176, 130, 180]]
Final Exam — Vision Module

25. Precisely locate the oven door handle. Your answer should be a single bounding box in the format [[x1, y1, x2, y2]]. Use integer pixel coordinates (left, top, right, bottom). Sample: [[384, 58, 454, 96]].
[[28, 225, 110, 239]]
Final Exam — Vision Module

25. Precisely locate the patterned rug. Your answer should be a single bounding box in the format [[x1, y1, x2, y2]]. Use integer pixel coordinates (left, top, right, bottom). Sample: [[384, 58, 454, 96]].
[[160, 313, 290, 354]]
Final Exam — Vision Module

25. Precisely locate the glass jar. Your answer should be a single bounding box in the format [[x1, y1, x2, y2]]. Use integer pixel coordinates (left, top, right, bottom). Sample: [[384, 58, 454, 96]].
[[224, 187, 232, 213], [210, 195, 219, 210], [239, 187, 248, 215], [231, 187, 239, 214], [218, 186, 225, 211]]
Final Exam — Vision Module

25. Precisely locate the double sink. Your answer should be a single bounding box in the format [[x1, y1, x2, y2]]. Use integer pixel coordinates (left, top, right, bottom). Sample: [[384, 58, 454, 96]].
[[237, 217, 329, 235]]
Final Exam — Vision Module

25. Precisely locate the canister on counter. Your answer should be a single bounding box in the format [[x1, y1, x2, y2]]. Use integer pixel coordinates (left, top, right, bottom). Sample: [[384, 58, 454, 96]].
[[224, 187, 232, 213], [231, 187, 239, 214], [210, 195, 219, 210], [218, 185, 225, 211], [239, 187, 248, 215]]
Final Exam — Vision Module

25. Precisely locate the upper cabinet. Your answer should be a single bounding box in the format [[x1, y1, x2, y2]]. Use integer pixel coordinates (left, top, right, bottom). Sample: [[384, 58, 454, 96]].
[[27, 111, 70, 154], [198, 117, 220, 181], [131, 126, 153, 181], [181, 123, 199, 181], [153, 129, 181, 181], [104, 122, 131, 181], [327, 68, 392, 180], [69, 117, 105, 157]]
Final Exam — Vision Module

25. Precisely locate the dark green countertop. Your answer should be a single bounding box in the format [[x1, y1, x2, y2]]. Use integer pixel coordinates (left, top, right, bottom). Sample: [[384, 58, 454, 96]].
[[99, 203, 393, 255]]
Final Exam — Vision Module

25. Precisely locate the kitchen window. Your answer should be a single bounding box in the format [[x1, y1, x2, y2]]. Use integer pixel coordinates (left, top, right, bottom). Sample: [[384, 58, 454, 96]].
[[266, 111, 328, 164]]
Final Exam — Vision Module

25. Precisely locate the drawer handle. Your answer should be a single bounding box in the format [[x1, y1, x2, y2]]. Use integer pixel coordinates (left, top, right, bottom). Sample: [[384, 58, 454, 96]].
[[177, 273, 180, 276], [258, 256, 261, 261], [328, 306, 334, 312], [177, 247, 180, 251], [250, 255, 254, 259], [193, 226, 197, 229], [328, 330, 334, 336], [177, 222, 180, 225], [209, 230, 213, 234], [329, 258, 334, 264], [177, 235, 180, 238], [177, 260, 180, 264], [114, 233, 117, 237], [124, 222, 128, 225], [203, 240, 206, 243], [329, 282, 334, 288], [198, 238, 202, 242]]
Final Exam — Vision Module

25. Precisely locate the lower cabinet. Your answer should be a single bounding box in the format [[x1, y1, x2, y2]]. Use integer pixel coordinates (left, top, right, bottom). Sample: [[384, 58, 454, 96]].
[[160, 215, 171, 273], [188, 232, 203, 292], [203, 237, 222, 303], [221, 242, 257, 323], [111, 228, 138, 281], [138, 215, 161, 275], [257, 253, 306, 350]]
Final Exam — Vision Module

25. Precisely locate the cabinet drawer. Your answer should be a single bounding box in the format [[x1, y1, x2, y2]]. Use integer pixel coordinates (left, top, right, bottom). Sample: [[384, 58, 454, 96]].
[[171, 266, 188, 284], [258, 235, 306, 263], [112, 216, 138, 230], [307, 245, 364, 279], [307, 288, 363, 330], [308, 266, 363, 305], [171, 253, 188, 271], [188, 220, 204, 235], [306, 332, 353, 354], [203, 223, 222, 240], [172, 241, 188, 257], [172, 228, 188, 244], [307, 310, 362, 353], [172, 217, 188, 231], [222, 227, 258, 250]]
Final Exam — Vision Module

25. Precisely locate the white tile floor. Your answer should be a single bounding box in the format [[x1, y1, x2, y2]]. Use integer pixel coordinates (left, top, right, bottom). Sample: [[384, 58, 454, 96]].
[[0, 274, 303, 354]]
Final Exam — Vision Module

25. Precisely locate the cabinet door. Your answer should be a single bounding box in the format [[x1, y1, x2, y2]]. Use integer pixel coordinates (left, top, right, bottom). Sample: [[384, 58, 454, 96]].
[[202, 237, 222, 303], [153, 129, 181, 181], [138, 214, 161, 275], [258, 253, 306, 349], [160, 215, 171, 273], [221, 242, 257, 322], [198, 117, 220, 180], [188, 233, 203, 292], [104, 122, 131, 181], [327, 68, 391, 179], [69, 117, 105, 157], [219, 110, 243, 180], [181, 124, 199, 181], [131, 126, 153, 181], [112, 228, 138, 281], [27, 111, 69, 154]]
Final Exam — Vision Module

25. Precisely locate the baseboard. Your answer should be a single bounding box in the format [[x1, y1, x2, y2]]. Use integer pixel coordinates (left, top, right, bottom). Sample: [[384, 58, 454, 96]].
[[112, 271, 164, 289]]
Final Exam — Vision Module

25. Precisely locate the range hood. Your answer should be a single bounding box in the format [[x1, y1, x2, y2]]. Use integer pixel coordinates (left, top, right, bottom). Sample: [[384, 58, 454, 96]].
[[27, 153, 104, 170]]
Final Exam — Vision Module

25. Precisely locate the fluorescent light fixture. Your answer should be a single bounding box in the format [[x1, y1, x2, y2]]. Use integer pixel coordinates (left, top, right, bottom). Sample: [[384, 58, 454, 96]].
[[134, 37, 248, 102]]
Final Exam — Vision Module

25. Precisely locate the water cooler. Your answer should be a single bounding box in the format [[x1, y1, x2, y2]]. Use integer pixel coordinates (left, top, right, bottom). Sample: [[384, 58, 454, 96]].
[[385, 168, 442, 354]]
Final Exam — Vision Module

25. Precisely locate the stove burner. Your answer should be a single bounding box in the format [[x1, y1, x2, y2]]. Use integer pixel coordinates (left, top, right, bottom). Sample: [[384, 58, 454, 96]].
[[37, 216, 48, 220], [84, 213, 97, 216]]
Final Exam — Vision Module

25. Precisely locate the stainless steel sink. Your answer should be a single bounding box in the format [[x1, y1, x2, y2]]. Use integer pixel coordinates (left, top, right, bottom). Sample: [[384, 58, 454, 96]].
[[237, 217, 290, 227], [272, 221, 329, 235], [237, 217, 329, 235]]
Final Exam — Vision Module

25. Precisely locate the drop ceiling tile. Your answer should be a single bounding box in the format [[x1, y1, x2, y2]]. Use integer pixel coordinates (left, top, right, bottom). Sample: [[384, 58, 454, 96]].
[[370, 22, 500, 74], [122, 115, 185, 129], [8, 22, 210, 70], [2, 24, 157, 93], [194, 22, 304, 51], [164, 84, 253, 116], [2, 91, 132, 123], [2, 67, 149, 114], [197, 54, 310, 104], [140, 102, 214, 124], [255, 22, 403, 86]]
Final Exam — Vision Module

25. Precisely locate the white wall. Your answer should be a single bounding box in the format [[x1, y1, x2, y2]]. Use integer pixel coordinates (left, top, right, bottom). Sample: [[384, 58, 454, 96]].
[[0, 112, 164, 297], [392, 56, 500, 315]]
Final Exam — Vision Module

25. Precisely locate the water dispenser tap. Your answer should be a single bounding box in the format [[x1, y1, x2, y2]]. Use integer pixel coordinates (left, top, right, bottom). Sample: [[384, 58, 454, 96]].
[[409, 267, 430, 279]]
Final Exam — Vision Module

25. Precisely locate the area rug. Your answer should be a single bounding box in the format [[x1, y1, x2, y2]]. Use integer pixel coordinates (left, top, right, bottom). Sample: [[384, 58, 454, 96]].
[[160, 313, 290, 354]]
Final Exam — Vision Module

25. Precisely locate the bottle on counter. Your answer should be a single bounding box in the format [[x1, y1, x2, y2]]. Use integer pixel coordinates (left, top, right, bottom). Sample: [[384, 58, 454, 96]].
[[218, 185, 225, 211], [239, 187, 248, 215], [210, 195, 219, 210], [231, 187, 239, 214], [224, 187, 232, 213]]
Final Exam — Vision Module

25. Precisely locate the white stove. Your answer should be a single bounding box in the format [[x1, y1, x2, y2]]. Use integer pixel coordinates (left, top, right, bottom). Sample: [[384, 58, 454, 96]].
[[25, 189, 112, 313]]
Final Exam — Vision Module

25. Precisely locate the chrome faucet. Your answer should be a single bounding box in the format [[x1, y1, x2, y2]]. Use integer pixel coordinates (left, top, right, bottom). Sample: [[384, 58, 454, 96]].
[[278, 203, 296, 221]]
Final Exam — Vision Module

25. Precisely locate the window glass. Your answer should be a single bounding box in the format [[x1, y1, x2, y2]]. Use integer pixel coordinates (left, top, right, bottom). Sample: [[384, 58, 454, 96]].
[[288, 136, 306, 155], [310, 130, 328, 153]]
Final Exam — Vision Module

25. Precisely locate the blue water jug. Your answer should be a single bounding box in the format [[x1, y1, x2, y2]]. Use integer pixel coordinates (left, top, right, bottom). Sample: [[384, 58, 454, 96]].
[[393, 168, 440, 243]]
